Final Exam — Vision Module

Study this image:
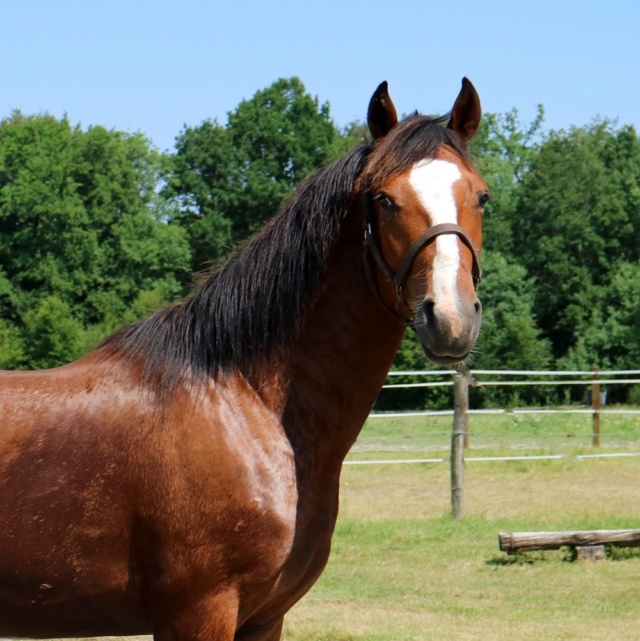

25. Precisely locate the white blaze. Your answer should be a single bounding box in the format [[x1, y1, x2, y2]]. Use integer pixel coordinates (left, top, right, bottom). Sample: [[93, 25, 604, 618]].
[[408, 159, 463, 336]]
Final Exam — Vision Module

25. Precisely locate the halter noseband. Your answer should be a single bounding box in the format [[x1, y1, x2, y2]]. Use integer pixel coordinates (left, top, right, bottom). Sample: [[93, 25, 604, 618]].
[[363, 196, 482, 323]]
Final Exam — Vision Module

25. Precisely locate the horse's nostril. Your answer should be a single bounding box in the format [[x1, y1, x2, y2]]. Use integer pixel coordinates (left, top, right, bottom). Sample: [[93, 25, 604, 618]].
[[474, 300, 482, 314], [422, 298, 436, 327]]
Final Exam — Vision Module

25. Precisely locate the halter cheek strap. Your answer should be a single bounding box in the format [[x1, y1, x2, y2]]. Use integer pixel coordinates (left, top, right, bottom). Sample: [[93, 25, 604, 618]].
[[363, 216, 482, 323]]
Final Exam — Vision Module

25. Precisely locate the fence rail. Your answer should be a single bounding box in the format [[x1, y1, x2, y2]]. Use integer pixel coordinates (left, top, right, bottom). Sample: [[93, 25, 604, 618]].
[[385, 369, 640, 376], [369, 367, 640, 519], [344, 451, 640, 465]]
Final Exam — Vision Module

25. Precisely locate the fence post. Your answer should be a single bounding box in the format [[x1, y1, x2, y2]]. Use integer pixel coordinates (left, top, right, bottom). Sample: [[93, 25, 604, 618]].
[[592, 366, 601, 447], [451, 373, 469, 520]]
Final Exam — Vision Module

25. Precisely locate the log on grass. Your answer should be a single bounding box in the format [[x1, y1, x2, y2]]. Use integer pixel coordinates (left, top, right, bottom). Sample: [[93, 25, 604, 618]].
[[499, 529, 640, 554]]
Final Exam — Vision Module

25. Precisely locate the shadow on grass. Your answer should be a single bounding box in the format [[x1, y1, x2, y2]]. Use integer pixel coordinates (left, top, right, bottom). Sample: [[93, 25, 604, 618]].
[[485, 552, 547, 566], [487, 546, 640, 566], [284, 628, 357, 641], [605, 545, 640, 562]]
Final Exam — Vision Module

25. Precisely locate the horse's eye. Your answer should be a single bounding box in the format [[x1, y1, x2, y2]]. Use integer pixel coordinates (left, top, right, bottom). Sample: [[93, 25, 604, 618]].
[[478, 192, 490, 208], [375, 194, 396, 212]]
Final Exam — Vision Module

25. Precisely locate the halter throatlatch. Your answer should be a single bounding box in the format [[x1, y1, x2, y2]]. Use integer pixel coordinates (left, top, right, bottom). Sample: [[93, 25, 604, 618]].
[[363, 200, 482, 323]]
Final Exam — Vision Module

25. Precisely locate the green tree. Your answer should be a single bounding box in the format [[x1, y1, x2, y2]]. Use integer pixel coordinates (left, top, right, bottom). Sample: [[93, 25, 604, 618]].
[[471, 106, 545, 256], [327, 120, 371, 160], [558, 261, 640, 372], [513, 121, 640, 362], [474, 251, 551, 371], [471, 251, 553, 406], [0, 112, 192, 368], [0, 318, 24, 369], [21, 296, 84, 369], [163, 120, 235, 270], [165, 77, 340, 270]]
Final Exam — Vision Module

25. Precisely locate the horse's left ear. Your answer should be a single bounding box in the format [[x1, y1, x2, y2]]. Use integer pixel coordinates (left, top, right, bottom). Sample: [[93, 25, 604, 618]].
[[367, 81, 398, 140], [448, 77, 481, 143]]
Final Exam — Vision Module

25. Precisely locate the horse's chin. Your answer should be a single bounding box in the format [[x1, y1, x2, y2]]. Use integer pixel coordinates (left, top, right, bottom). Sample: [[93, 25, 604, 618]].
[[420, 347, 470, 367], [417, 335, 474, 366]]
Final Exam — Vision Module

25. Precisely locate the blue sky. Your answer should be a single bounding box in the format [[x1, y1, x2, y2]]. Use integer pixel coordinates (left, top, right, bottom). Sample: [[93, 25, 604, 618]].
[[2, 1, 639, 152]]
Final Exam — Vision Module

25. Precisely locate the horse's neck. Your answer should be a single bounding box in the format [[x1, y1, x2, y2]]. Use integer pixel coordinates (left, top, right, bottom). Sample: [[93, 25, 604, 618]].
[[268, 216, 406, 465]]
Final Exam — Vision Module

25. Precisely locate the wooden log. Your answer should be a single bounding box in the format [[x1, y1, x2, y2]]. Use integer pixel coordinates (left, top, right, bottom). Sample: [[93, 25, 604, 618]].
[[499, 529, 640, 553]]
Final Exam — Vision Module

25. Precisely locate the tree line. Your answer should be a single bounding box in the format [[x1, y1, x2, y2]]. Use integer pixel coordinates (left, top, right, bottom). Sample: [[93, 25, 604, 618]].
[[1, 77, 639, 408]]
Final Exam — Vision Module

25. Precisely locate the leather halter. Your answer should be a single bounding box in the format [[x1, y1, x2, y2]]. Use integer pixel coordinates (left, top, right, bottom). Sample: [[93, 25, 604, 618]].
[[363, 197, 482, 323]]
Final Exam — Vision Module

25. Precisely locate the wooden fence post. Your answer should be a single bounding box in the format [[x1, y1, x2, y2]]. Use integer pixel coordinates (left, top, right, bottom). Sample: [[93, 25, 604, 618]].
[[451, 373, 469, 520], [592, 366, 600, 447]]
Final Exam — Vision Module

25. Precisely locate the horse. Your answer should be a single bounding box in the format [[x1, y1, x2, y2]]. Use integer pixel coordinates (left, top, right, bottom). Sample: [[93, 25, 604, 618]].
[[0, 78, 488, 640]]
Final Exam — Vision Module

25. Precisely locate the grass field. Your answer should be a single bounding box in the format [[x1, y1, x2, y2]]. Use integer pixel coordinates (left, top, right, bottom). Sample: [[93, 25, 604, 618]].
[[281, 411, 640, 640], [354, 408, 640, 455]]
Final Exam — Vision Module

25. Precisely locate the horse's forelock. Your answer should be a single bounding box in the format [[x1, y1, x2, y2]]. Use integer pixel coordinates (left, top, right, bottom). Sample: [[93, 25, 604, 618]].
[[363, 114, 468, 190]]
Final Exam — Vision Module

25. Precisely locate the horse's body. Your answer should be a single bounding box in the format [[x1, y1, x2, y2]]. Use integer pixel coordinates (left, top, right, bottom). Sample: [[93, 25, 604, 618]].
[[0, 80, 488, 640]]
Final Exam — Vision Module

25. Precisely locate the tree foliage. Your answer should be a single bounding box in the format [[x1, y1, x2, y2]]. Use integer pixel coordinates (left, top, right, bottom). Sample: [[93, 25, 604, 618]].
[[513, 121, 640, 362], [2, 77, 640, 410], [474, 251, 552, 371], [471, 106, 545, 255], [0, 112, 191, 368], [165, 77, 339, 270]]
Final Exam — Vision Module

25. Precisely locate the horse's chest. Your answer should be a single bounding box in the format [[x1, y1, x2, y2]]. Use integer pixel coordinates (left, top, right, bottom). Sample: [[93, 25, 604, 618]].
[[238, 479, 341, 626]]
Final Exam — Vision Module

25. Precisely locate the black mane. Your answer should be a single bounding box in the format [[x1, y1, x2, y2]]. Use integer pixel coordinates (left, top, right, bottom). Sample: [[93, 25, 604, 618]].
[[100, 114, 466, 389], [100, 144, 371, 388]]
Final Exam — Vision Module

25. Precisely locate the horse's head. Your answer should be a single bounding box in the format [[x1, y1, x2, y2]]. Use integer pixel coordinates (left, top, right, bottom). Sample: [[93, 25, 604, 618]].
[[362, 78, 487, 365]]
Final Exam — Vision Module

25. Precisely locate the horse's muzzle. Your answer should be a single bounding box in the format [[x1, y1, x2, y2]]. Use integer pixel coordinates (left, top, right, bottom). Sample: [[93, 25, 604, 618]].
[[413, 297, 482, 364]]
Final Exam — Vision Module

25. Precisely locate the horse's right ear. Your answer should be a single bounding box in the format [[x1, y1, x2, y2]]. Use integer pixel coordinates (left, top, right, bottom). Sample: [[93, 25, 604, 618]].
[[447, 77, 481, 143], [367, 81, 398, 140]]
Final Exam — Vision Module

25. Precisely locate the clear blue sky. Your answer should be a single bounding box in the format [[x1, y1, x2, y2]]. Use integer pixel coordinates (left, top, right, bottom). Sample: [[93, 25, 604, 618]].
[[2, 1, 639, 152]]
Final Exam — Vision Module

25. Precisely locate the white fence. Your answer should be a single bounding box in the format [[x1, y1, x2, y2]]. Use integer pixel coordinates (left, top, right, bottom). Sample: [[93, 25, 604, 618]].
[[371, 368, 640, 418], [361, 368, 640, 519]]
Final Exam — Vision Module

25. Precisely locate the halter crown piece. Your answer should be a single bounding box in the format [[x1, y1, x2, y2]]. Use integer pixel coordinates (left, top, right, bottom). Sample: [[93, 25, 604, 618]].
[[363, 195, 482, 323]]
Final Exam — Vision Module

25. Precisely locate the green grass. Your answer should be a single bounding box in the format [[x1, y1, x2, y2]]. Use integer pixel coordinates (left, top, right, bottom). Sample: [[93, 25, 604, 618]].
[[283, 413, 640, 640], [352, 408, 640, 457]]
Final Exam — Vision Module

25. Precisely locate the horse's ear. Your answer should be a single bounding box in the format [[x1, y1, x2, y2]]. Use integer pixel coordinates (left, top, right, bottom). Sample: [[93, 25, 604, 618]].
[[448, 77, 481, 143], [367, 81, 398, 140]]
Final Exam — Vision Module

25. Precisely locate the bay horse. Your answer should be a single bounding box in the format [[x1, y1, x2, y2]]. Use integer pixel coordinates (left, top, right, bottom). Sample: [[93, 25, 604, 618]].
[[0, 79, 488, 640]]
